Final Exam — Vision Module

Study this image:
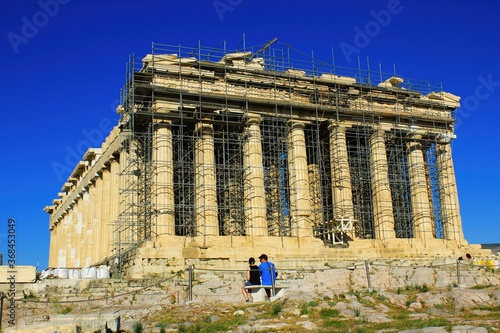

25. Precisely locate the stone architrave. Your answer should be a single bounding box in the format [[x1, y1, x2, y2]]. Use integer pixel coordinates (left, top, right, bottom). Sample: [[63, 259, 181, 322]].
[[195, 121, 219, 237], [242, 115, 268, 237], [407, 137, 433, 241], [328, 123, 355, 239], [370, 129, 396, 241], [152, 121, 175, 237], [436, 143, 464, 243], [287, 121, 313, 237]]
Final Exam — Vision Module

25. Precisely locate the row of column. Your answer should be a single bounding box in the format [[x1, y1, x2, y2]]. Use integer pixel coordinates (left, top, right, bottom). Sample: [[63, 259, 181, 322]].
[[151, 116, 316, 239], [49, 158, 119, 268], [50, 114, 464, 268], [150, 117, 464, 243], [330, 125, 463, 243]]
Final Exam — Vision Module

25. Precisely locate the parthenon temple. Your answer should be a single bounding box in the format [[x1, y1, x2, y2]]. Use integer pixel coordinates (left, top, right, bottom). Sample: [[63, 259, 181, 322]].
[[45, 41, 485, 276]]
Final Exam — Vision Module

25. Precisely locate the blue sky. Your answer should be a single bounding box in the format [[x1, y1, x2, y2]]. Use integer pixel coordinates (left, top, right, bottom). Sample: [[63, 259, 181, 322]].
[[1, 0, 499, 269]]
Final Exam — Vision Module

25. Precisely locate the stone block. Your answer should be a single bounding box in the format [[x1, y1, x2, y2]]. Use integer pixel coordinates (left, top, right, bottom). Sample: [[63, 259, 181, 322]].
[[0, 266, 36, 283]]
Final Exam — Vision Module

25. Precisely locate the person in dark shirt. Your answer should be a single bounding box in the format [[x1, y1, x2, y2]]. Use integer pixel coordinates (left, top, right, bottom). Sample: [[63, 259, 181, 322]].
[[241, 257, 261, 302]]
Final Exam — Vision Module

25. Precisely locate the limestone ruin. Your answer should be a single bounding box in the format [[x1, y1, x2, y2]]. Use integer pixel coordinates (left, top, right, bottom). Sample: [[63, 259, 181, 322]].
[[44, 40, 487, 276]]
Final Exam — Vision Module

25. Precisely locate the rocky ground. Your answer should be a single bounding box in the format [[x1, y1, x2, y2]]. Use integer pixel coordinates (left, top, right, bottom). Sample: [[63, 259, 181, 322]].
[[4, 283, 500, 332], [4, 258, 500, 332]]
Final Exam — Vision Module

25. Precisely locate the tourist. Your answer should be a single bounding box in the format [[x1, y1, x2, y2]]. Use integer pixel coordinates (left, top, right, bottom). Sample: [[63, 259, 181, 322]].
[[241, 257, 260, 302], [258, 254, 278, 299]]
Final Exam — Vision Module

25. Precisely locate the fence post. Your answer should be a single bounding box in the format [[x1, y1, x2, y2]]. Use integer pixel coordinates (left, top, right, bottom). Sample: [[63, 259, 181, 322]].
[[456, 260, 461, 286], [365, 260, 372, 290], [188, 265, 193, 302]]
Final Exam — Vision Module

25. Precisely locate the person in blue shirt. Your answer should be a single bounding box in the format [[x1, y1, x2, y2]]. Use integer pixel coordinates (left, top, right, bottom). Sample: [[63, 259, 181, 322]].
[[258, 254, 277, 298]]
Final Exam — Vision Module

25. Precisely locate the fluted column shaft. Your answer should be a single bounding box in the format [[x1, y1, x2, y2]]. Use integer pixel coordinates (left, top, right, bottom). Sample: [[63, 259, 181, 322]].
[[75, 195, 85, 267], [90, 177, 103, 266], [243, 115, 268, 236], [153, 122, 176, 237], [287, 121, 313, 237], [407, 138, 433, 240], [308, 164, 323, 228], [105, 158, 120, 257], [98, 169, 111, 263], [116, 148, 129, 254], [436, 143, 464, 243], [329, 124, 355, 238], [62, 214, 71, 267], [195, 121, 219, 237], [70, 205, 79, 267], [49, 225, 58, 267], [370, 129, 396, 240]]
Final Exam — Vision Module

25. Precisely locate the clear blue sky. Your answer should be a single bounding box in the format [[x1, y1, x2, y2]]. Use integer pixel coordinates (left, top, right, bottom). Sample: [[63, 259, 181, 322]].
[[1, 0, 499, 269]]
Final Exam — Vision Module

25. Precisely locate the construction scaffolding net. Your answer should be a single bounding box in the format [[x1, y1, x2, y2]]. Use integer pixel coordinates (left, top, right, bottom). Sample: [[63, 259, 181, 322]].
[[113, 40, 455, 259]]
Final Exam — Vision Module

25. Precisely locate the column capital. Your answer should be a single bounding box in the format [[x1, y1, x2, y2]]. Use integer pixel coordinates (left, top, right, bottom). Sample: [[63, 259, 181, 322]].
[[406, 140, 423, 152], [371, 128, 386, 138], [195, 121, 214, 135], [436, 143, 451, 155], [153, 101, 179, 113], [371, 123, 392, 133], [287, 119, 309, 129], [327, 120, 352, 131], [154, 119, 172, 127], [408, 134, 423, 141], [243, 113, 262, 125]]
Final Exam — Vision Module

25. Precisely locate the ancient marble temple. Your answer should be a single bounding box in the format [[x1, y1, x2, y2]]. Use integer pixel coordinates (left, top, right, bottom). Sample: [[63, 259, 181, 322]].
[[45, 42, 482, 276]]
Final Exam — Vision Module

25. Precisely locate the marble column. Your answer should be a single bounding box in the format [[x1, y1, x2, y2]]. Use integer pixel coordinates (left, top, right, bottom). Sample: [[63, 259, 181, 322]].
[[195, 121, 219, 237], [98, 166, 111, 262], [129, 140, 140, 246], [308, 163, 323, 228], [328, 123, 355, 238], [62, 214, 71, 267], [370, 129, 396, 240], [243, 115, 268, 237], [88, 178, 102, 267], [104, 157, 120, 257], [287, 121, 313, 237], [69, 207, 78, 267], [116, 148, 130, 256], [436, 143, 464, 243], [73, 201, 83, 267], [407, 136, 433, 240], [49, 225, 58, 267], [153, 121, 176, 237]]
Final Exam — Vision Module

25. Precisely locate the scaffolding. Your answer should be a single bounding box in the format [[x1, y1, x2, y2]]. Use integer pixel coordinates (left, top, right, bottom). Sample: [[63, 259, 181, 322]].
[[113, 39, 457, 262]]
